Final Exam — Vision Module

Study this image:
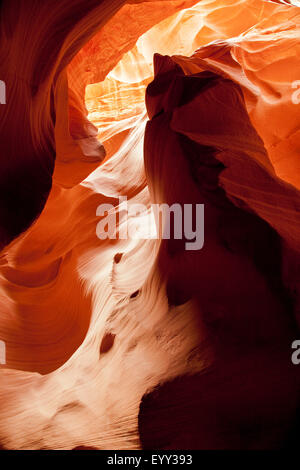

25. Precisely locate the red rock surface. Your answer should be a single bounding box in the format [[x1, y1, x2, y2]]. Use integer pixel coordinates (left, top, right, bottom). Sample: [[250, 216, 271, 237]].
[[0, 0, 299, 450]]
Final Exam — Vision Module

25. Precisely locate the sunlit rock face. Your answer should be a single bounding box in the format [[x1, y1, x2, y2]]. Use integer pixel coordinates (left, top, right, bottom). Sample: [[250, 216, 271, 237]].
[[0, 0, 299, 450]]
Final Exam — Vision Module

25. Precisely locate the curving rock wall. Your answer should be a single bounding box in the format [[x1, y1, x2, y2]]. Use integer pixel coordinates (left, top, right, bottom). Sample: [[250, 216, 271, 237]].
[[0, 0, 299, 450]]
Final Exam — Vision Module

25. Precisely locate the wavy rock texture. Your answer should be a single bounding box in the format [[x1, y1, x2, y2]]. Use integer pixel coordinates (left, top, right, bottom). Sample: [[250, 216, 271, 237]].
[[0, 0, 299, 450]]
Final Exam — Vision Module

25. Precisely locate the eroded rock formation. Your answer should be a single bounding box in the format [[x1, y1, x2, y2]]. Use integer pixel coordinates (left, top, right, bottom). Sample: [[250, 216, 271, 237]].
[[0, 0, 299, 450]]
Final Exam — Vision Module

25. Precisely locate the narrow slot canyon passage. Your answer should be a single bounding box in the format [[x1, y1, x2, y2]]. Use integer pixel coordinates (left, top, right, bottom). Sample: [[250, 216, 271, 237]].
[[0, 0, 299, 450]]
